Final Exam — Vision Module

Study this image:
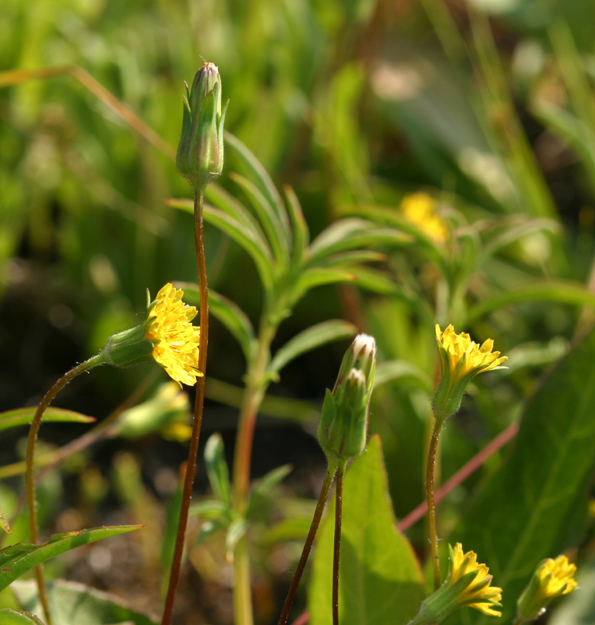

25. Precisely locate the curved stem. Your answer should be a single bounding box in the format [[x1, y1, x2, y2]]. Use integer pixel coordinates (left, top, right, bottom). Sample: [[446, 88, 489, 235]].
[[278, 465, 337, 625], [161, 189, 209, 625], [332, 461, 346, 625], [26, 354, 104, 625], [426, 417, 445, 591]]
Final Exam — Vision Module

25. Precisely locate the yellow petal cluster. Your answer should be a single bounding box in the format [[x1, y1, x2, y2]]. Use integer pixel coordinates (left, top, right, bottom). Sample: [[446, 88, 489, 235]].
[[436, 324, 507, 378], [535, 555, 577, 599], [400, 192, 449, 244], [449, 543, 503, 617], [146, 283, 203, 386]]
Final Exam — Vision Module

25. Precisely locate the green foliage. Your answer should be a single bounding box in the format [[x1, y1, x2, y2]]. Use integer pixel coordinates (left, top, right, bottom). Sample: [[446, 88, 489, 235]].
[[0, 408, 95, 433], [309, 437, 425, 625]]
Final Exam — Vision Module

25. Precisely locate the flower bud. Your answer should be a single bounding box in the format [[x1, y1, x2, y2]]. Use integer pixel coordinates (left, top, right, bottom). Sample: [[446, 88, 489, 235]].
[[516, 555, 577, 623], [177, 62, 228, 191], [318, 334, 376, 462]]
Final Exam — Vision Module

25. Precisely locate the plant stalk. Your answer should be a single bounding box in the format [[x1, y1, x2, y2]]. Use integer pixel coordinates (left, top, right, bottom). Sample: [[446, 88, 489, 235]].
[[426, 416, 445, 591], [26, 354, 104, 625], [161, 189, 209, 625], [332, 461, 346, 625], [277, 465, 337, 625]]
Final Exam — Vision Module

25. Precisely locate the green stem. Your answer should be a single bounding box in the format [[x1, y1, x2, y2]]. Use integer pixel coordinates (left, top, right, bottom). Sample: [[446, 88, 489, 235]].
[[26, 353, 104, 625], [161, 189, 209, 625], [332, 461, 346, 625], [426, 416, 445, 591], [277, 465, 337, 625]]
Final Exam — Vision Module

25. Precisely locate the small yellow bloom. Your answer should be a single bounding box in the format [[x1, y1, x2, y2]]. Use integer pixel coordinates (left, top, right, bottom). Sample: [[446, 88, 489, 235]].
[[436, 324, 507, 378], [400, 192, 449, 244], [432, 324, 507, 419], [448, 543, 503, 617], [517, 555, 577, 623], [146, 283, 203, 386]]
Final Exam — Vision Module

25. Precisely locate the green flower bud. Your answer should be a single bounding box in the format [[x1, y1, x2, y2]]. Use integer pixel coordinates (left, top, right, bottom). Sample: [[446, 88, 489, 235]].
[[177, 62, 228, 191], [516, 556, 577, 624], [318, 334, 376, 462]]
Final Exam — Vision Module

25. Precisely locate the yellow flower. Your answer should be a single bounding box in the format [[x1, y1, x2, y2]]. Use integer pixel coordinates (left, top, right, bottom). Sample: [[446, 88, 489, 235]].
[[448, 543, 503, 617], [432, 324, 507, 419], [400, 192, 449, 244], [146, 283, 203, 386], [517, 555, 577, 623]]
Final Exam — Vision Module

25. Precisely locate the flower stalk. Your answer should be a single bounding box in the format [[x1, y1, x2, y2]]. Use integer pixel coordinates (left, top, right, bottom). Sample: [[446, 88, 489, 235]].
[[332, 461, 346, 625]]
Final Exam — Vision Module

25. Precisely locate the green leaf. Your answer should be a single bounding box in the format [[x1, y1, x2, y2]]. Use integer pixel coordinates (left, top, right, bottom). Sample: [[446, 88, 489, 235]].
[[294, 268, 357, 298], [247, 465, 292, 518], [205, 183, 265, 239], [0, 508, 11, 534], [204, 433, 231, 505], [261, 517, 312, 546], [224, 131, 290, 236], [11, 579, 157, 625], [225, 518, 248, 563], [176, 284, 256, 362], [455, 328, 595, 624], [479, 216, 560, 259], [310, 250, 387, 269], [284, 186, 310, 273], [0, 609, 45, 625], [269, 320, 357, 378], [308, 436, 424, 625], [0, 408, 95, 432], [374, 360, 432, 391], [466, 280, 595, 323], [167, 198, 276, 292], [0, 526, 142, 592], [230, 172, 290, 268]]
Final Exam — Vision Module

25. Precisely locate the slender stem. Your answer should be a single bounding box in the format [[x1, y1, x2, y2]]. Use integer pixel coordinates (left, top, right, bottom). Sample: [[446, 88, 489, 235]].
[[426, 417, 445, 591], [26, 354, 104, 625], [161, 189, 209, 625], [278, 465, 337, 625], [332, 461, 346, 625]]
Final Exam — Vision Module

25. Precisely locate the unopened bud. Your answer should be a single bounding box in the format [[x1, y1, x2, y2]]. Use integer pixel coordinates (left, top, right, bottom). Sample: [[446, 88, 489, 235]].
[[177, 62, 228, 191], [318, 334, 376, 462]]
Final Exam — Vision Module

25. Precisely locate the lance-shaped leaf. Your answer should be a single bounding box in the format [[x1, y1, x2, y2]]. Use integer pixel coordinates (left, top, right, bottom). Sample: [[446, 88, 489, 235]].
[[11, 579, 158, 625], [0, 526, 142, 592], [230, 172, 290, 268], [204, 433, 231, 505], [205, 183, 265, 239], [466, 280, 595, 323], [175, 283, 256, 363], [284, 186, 309, 273], [293, 268, 357, 299], [224, 131, 290, 236], [374, 360, 432, 391], [166, 199, 276, 292], [0, 610, 45, 625], [0, 408, 95, 433], [246, 464, 292, 518], [309, 436, 424, 625], [268, 320, 357, 378]]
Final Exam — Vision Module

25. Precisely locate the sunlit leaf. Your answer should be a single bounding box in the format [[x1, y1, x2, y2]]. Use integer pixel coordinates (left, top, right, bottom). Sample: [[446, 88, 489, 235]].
[[0, 408, 95, 433]]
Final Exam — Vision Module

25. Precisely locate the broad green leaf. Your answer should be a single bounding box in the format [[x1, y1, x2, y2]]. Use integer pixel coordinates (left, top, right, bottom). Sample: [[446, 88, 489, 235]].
[[0, 408, 95, 433], [0, 508, 11, 534], [309, 436, 424, 625], [224, 132, 290, 235], [247, 465, 292, 518], [455, 328, 595, 624], [374, 360, 432, 391], [167, 199, 276, 292], [204, 433, 231, 504], [176, 284, 256, 362], [230, 172, 290, 267], [466, 280, 595, 323], [0, 609, 45, 625], [0, 526, 142, 592], [269, 320, 357, 377], [12, 580, 157, 625]]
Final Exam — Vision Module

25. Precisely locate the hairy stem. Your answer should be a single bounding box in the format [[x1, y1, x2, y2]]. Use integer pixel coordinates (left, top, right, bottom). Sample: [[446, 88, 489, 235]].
[[332, 461, 346, 625], [277, 465, 337, 625], [426, 417, 445, 591], [26, 354, 104, 625], [161, 189, 209, 625]]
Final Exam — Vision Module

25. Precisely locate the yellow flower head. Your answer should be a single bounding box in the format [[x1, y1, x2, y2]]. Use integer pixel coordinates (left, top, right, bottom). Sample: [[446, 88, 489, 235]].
[[448, 543, 503, 617], [400, 192, 449, 244], [146, 283, 203, 386], [517, 555, 577, 622], [432, 324, 507, 419]]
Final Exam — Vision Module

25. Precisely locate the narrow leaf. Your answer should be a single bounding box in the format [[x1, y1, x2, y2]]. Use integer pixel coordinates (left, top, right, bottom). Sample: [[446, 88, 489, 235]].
[[455, 328, 595, 623], [0, 408, 95, 433], [308, 436, 424, 625], [204, 433, 231, 505], [225, 518, 248, 563], [0, 525, 143, 592], [466, 280, 595, 323], [269, 320, 357, 377], [0, 610, 45, 625], [284, 186, 310, 272], [247, 465, 292, 518], [374, 360, 432, 391], [206, 183, 267, 239], [294, 268, 357, 298]]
